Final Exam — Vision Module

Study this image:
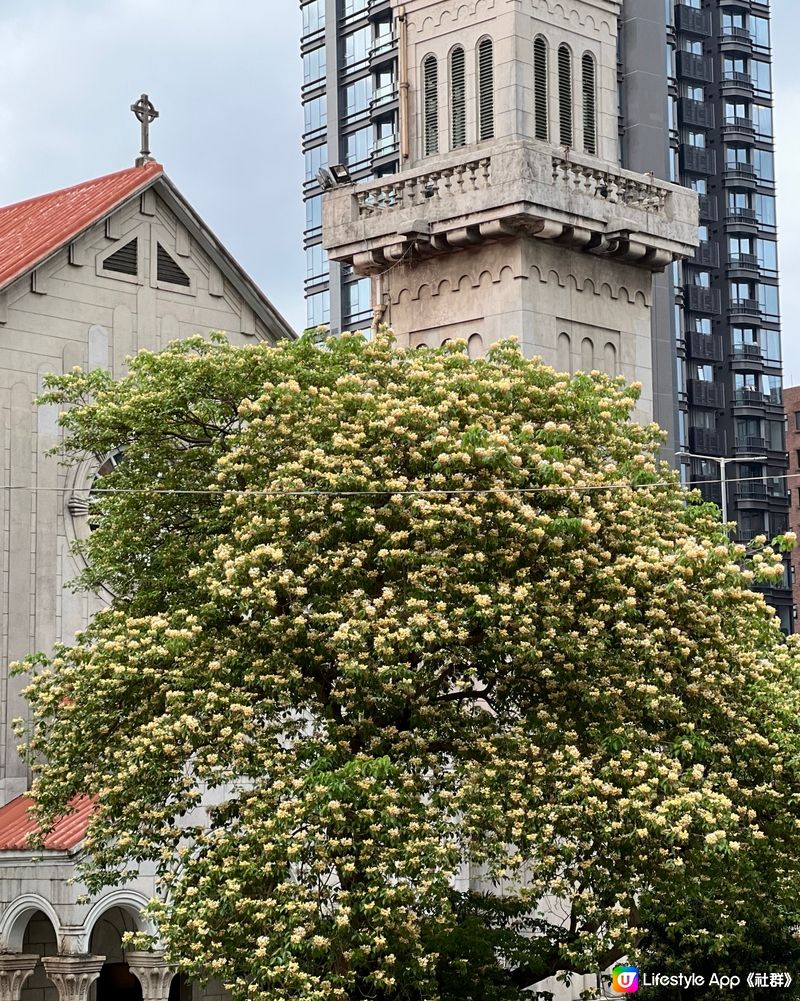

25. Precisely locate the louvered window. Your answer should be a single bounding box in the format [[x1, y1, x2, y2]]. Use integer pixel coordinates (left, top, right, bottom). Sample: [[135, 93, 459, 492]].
[[156, 244, 191, 287], [423, 55, 439, 156], [533, 37, 548, 141], [103, 239, 138, 276], [558, 45, 573, 147], [478, 38, 494, 141], [450, 47, 466, 149], [582, 52, 597, 154]]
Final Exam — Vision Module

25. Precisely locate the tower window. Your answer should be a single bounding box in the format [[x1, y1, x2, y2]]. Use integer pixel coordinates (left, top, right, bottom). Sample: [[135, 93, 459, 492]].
[[478, 38, 494, 141], [533, 37, 548, 141], [450, 46, 466, 149], [582, 52, 597, 154], [558, 45, 573, 147], [423, 55, 439, 157]]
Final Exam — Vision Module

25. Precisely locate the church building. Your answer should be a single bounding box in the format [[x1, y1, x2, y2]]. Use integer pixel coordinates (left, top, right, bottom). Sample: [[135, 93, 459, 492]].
[[0, 115, 293, 1001]]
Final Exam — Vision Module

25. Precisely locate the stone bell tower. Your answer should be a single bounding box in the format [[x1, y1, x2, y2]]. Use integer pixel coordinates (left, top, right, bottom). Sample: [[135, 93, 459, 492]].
[[323, 0, 699, 424]]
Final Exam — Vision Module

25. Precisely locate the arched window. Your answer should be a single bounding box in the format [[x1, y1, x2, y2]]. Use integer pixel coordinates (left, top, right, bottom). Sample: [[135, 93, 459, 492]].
[[603, 342, 617, 376], [558, 45, 573, 147], [581, 336, 594, 372], [557, 332, 571, 372], [423, 55, 439, 156], [477, 38, 494, 141], [450, 46, 467, 149], [533, 37, 548, 141], [468, 333, 484, 359], [582, 52, 597, 154]]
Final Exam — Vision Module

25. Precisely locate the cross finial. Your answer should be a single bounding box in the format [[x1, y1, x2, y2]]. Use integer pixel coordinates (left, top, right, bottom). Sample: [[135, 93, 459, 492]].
[[130, 94, 159, 166]]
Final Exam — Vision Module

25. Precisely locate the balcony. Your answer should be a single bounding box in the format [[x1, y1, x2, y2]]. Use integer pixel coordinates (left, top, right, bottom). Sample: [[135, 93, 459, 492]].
[[688, 379, 724, 408], [729, 297, 760, 317], [681, 145, 716, 174], [728, 252, 760, 275], [733, 387, 767, 406], [693, 479, 723, 507], [677, 51, 714, 83], [698, 194, 718, 221], [370, 85, 398, 117], [734, 481, 769, 500], [724, 206, 757, 228], [689, 427, 723, 455], [684, 285, 721, 314], [324, 142, 701, 276], [722, 26, 753, 45], [367, 0, 392, 18], [690, 331, 723, 360], [680, 99, 715, 129], [722, 116, 756, 137], [724, 162, 757, 185], [734, 435, 768, 452], [732, 342, 764, 362], [692, 241, 719, 267], [721, 71, 754, 94], [370, 33, 397, 68], [675, 3, 712, 35]]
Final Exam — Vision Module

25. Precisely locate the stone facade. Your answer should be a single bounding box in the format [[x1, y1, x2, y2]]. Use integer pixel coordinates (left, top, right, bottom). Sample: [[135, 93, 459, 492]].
[[0, 165, 293, 1000], [324, 1, 699, 425]]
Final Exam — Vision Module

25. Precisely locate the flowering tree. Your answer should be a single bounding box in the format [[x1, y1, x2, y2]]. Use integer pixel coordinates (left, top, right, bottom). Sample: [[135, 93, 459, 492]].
[[20, 332, 800, 1000]]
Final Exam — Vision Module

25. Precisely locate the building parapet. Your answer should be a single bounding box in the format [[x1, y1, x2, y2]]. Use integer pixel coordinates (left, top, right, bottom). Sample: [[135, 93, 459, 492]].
[[324, 140, 699, 275]]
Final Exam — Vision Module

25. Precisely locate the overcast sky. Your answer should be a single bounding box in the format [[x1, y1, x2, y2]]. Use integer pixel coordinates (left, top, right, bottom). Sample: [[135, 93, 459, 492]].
[[0, 0, 797, 377]]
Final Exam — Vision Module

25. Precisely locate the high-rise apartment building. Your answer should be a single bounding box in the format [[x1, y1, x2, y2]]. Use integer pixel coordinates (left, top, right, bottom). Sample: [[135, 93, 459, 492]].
[[301, 0, 400, 336], [663, 0, 791, 631], [783, 386, 800, 617]]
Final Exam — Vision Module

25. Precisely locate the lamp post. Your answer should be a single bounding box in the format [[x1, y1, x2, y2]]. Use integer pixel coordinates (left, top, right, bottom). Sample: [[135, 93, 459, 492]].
[[676, 452, 768, 526]]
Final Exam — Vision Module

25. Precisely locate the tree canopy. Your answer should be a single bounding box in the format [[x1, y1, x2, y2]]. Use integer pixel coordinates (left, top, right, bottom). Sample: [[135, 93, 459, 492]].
[[19, 332, 800, 1000]]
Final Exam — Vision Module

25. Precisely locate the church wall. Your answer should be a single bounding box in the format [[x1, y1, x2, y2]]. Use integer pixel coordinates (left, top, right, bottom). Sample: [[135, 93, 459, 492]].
[[0, 192, 277, 806]]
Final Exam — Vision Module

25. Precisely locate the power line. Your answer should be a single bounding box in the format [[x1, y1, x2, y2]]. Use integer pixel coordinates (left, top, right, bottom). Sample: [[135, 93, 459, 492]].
[[0, 467, 796, 497]]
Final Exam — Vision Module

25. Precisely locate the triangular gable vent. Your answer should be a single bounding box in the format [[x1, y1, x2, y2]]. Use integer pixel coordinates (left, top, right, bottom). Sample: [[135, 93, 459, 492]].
[[103, 238, 138, 276], [157, 243, 190, 287]]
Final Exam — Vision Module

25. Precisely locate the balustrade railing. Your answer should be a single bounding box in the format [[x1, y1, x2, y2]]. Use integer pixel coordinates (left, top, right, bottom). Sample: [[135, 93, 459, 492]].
[[356, 158, 492, 215]]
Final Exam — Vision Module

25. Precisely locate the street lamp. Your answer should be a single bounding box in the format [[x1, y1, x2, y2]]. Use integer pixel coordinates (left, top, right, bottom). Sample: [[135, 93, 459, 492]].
[[676, 451, 768, 526]]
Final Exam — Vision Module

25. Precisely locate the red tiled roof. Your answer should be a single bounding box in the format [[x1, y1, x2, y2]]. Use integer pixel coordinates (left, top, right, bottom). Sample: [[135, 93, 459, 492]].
[[0, 794, 95, 851], [0, 162, 163, 291]]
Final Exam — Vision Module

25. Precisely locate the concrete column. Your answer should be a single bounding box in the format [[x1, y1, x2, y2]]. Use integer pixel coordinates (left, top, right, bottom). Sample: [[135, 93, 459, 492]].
[[126, 952, 173, 1001], [0, 954, 39, 1001], [42, 956, 105, 1001]]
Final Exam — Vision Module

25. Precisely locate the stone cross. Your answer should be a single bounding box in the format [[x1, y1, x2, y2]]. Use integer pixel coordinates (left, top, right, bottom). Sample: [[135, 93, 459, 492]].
[[131, 94, 159, 165]]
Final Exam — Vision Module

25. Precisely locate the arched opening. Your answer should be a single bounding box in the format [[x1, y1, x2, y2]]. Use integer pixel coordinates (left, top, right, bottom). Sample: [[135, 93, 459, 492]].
[[582, 52, 597, 154], [477, 38, 494, 140], [450, 46, 467, 149], [20, 911, 58, 1001], [603, 341, 618, 376], [89, 907, 143, 1001], [557, 332, 572, 373], [423, 54, 439, 156], [467, 333, 484, 359], [581, 336, 594, 372], [558, 45, 573, 146], [533, 36, 548, 141]]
